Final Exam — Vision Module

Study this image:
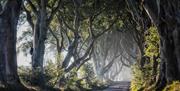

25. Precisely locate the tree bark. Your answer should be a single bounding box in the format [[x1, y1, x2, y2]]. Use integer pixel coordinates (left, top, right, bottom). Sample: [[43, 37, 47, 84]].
[[0, 0, 29, 90], [143, 0, 180, 89], [25, 0, 61, 87], [0, 0, 21, 84], [31, 6, 48, 87]]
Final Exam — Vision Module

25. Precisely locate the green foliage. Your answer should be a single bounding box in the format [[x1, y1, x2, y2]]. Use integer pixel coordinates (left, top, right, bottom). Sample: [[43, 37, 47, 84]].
[[163, 81, 180, 91], [145, 26, 160, 57], [131, 64, 154, 91], [64, 70, 82, 91], [18, 66, 32, 85], [131, 26, 160, 91], [18, 59, 106, 90], [80, 63, 108, 90], [79, 62, 95, 82], [44, 60, 64, 87], [131, 64, 143, 91], [65, 62, 107, 90], [18, 60, 64, 87]]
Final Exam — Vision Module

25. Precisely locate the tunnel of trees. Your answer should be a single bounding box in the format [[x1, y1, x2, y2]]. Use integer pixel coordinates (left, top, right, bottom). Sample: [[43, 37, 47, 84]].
[[0, 0, 180, 91]]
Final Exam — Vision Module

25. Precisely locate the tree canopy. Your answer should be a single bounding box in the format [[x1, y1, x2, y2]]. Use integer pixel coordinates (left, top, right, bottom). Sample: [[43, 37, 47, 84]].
[[0, 0, 180, 91]]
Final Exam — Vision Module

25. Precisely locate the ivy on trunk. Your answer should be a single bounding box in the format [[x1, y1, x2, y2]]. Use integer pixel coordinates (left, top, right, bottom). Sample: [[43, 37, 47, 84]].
[[142, 0, 180, 90]]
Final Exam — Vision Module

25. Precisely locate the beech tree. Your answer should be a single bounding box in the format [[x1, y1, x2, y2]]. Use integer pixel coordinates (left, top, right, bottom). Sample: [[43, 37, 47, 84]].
[[93, 30, 136, 81], [48, 0, 122, 73], [0, 0, 28, 90], [23, 0, 61, 86], [3, 0, 179, 90], [141, 0, 180, 90], [126, 0, 180, 90]]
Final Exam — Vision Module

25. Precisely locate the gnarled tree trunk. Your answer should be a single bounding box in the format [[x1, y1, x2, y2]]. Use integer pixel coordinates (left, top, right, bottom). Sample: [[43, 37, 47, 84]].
[[31, 3, 47, 87], [25, 0, 61, 87], [143, 0, 180, 90], [0, 0, 28, 90]]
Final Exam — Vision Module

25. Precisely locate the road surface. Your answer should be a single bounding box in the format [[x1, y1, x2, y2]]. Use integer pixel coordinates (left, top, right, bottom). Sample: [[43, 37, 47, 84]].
[[103, 81, 130, 91]]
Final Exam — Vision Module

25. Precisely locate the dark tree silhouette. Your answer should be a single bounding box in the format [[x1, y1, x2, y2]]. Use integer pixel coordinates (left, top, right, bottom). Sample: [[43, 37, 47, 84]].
[[142, 0, 180, 90], [0, 0, 28, 90]]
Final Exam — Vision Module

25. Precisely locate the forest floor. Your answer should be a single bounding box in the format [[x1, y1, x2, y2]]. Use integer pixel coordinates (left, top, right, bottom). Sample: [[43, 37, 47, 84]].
[[0, 81, 130, 91]]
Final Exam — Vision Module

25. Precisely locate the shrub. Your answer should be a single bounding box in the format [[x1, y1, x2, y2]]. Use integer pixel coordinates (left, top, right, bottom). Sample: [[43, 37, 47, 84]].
[[130, 64, 156, 91], [163, 81, 180, 91], [18, 66, 32, 85], [18, 61, 107, 90], [131, 26, 160, 91], [18, 60, 64, 88]]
